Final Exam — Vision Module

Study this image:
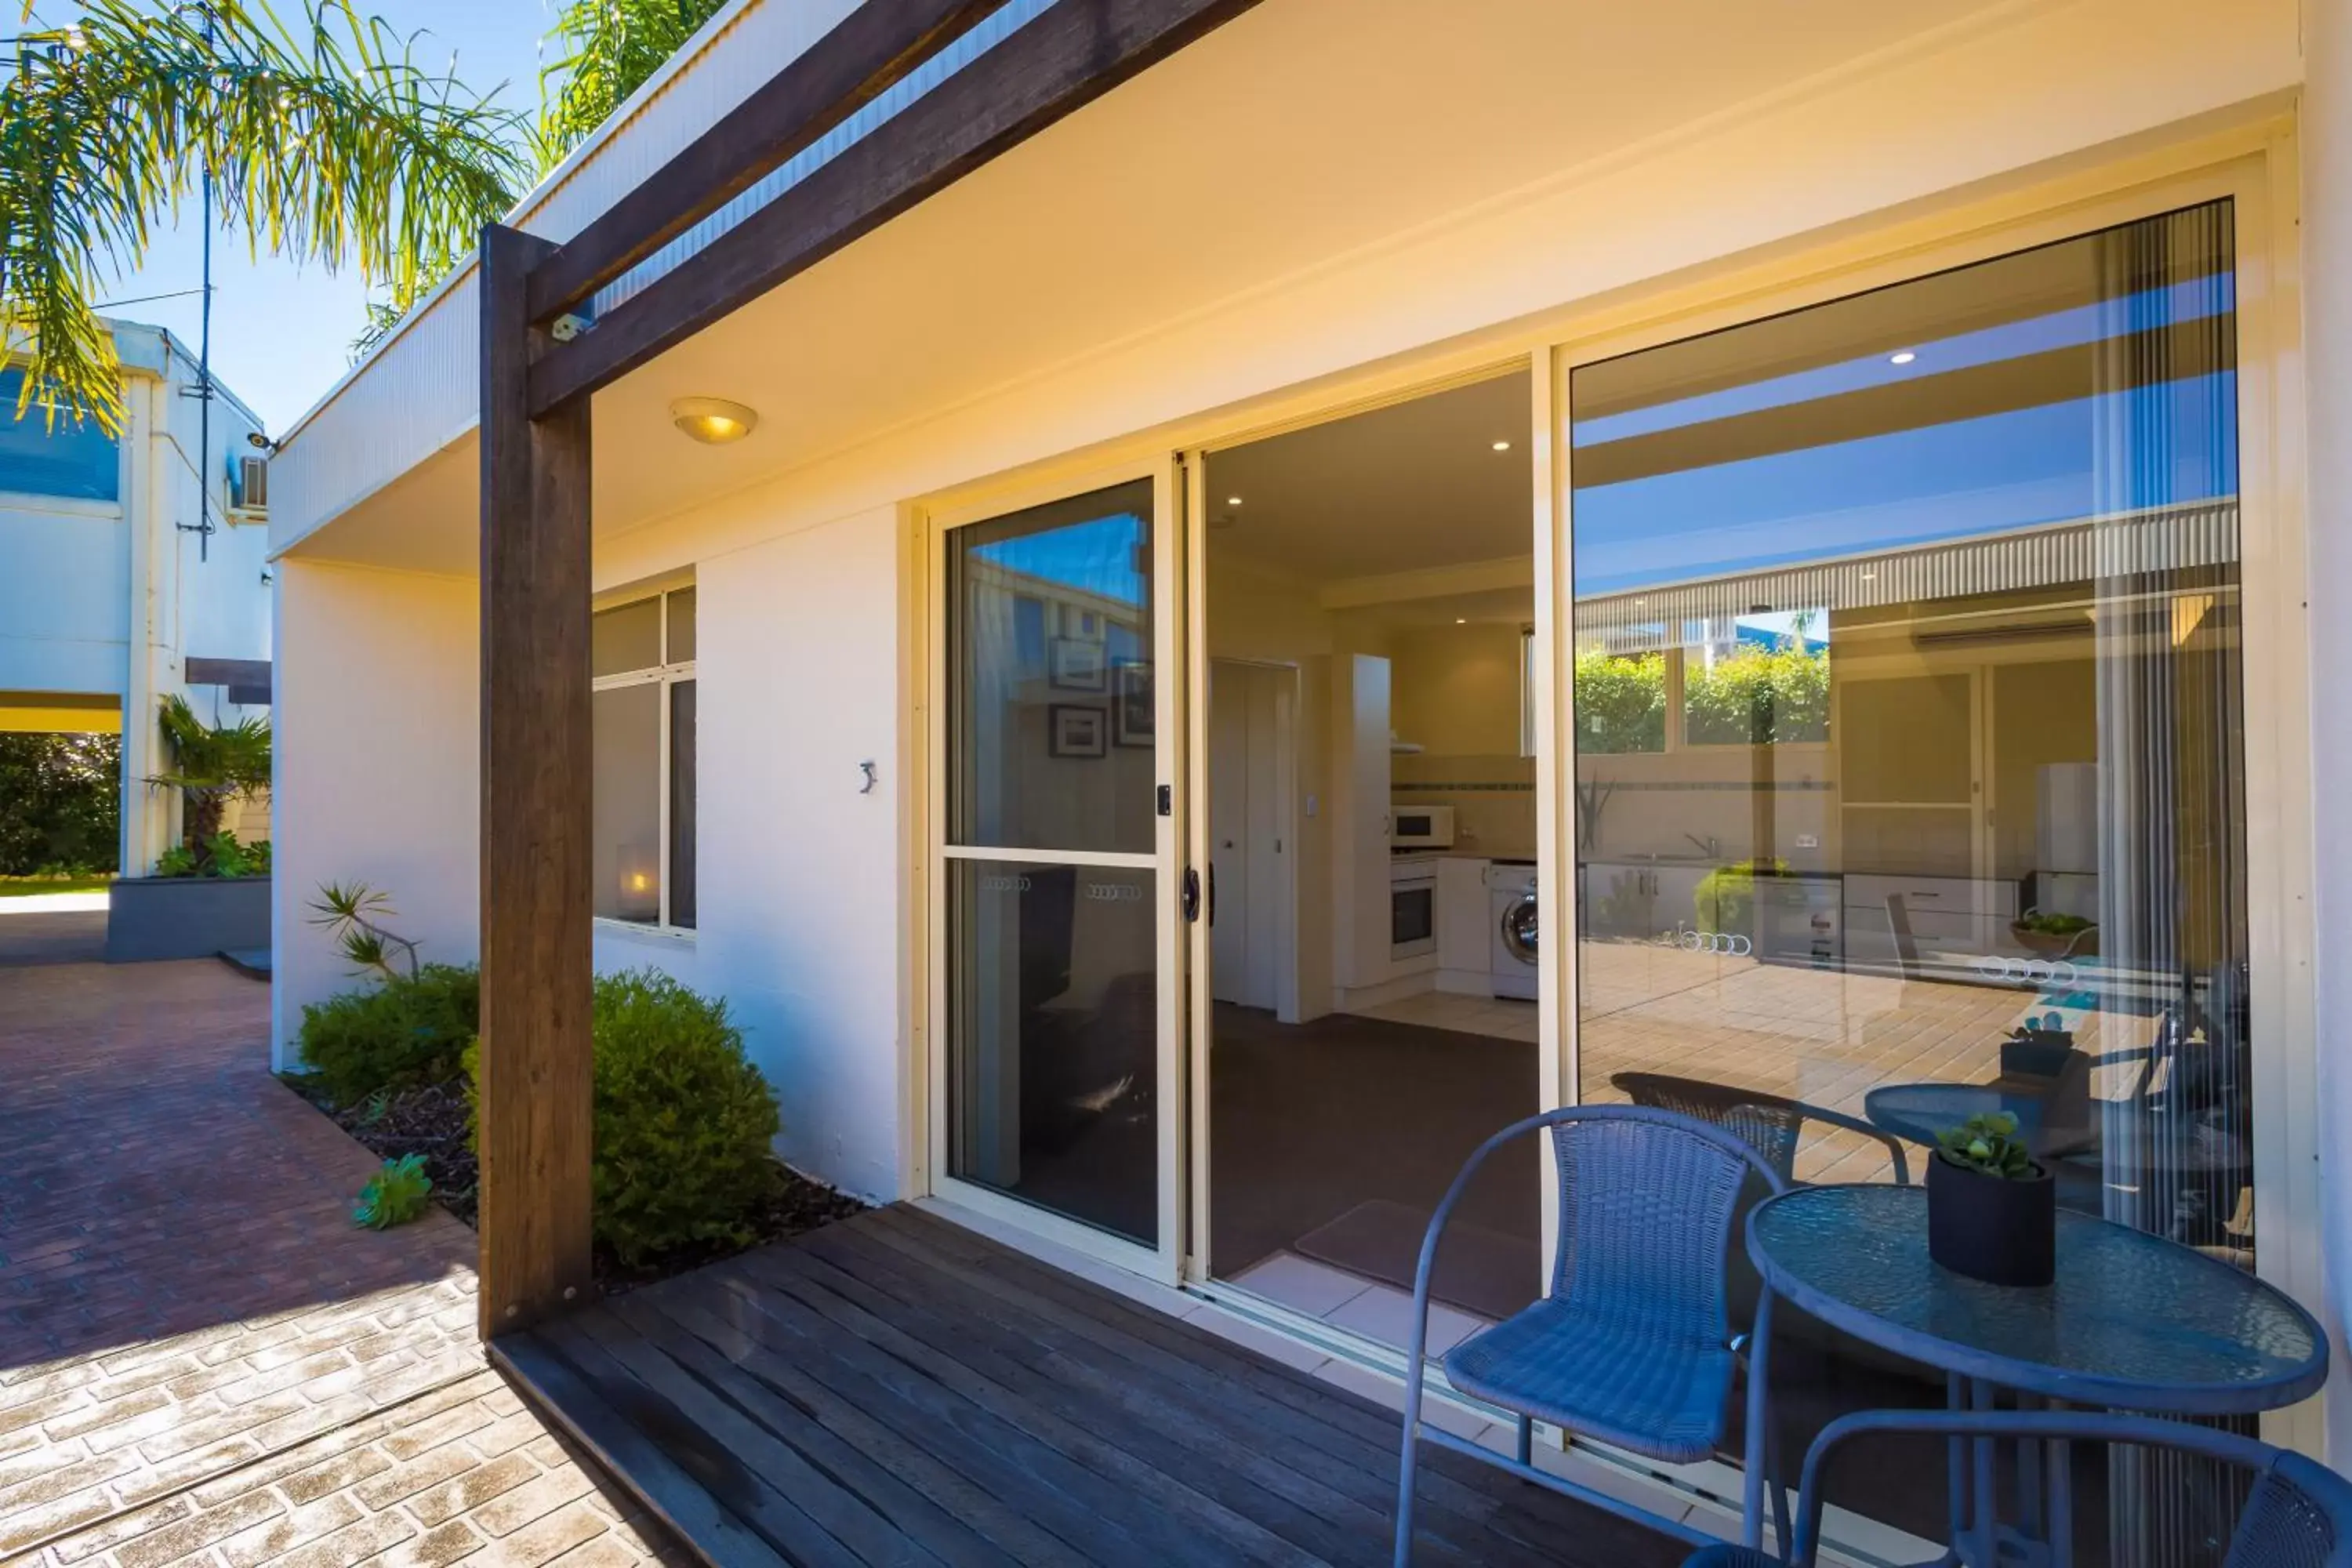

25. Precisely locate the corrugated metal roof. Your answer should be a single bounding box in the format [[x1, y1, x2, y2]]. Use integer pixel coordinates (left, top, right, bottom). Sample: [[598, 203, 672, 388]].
[[594, 0, 1058, 317], [1573, 498, 2239, 641]]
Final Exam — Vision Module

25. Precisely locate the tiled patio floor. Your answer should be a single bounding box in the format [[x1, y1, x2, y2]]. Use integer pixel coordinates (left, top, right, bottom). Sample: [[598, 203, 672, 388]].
[[0, 960, 679, 1568], [1575, 940, 2158, 1183]]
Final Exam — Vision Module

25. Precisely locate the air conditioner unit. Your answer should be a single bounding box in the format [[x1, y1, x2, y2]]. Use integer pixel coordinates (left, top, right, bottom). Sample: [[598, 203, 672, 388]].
[[227, 453, 268, 519]]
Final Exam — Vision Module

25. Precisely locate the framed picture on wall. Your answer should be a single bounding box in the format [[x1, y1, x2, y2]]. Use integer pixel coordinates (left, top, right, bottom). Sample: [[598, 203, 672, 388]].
[[1048, 704, 1108, 758], [1113, 659, 1154, 748], [1049, 637, 1108, 691]]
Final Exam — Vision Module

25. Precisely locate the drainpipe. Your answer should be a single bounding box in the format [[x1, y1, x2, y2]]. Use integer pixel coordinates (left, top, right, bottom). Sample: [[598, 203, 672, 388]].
[[121, 366, 180, 877]]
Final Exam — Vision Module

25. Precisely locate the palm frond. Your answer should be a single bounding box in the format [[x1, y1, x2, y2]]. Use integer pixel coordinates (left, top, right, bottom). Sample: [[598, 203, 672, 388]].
[[535, 0, 726, 168], [2, 1, 528, 429]]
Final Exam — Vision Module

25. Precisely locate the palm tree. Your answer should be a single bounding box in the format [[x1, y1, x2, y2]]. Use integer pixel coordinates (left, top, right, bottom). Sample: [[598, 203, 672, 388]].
[[149, 693, 271, 862], [535, 0, 728, 168], [1, 0, 528, 434]]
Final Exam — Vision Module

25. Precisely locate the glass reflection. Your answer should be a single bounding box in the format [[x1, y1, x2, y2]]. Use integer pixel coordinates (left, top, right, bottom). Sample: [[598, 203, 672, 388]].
[[948, 480, 1156, 855], [1570, 201, 2248, 1555], [948, 859, 1158, 1245]]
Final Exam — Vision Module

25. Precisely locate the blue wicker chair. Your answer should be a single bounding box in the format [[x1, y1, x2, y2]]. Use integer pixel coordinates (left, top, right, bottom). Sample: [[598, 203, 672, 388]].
[[1393, 1105, 1790, 1566], [1682, 1410, 2352, 1568]]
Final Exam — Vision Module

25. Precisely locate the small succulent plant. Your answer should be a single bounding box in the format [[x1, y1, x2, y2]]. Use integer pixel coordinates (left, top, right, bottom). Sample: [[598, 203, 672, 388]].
[[1936, 1111, 2035, 1179], [354, 1154, 434, 1229]]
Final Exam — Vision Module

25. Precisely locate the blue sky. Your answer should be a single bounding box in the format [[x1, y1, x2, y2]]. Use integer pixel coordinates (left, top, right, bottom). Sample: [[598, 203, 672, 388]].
[[32, 2, 554, 437]]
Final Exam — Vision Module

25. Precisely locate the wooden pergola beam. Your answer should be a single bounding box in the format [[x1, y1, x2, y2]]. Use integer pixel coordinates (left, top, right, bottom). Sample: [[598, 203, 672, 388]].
[[475, 0, 1259, 1338], [477, 223, 597, 1336], [526, 0, 1263, 417], [524, 0, 1006, 326]]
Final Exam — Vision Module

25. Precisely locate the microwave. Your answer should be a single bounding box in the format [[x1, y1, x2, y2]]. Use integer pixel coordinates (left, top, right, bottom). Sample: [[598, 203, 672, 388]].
[[1390, 804, 1456, 850]]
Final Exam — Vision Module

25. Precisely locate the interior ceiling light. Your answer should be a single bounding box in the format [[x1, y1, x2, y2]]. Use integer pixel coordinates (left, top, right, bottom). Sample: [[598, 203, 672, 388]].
[[1455, 618, 1468, 624], [1492, 440, 1512, 451], [1225, 495, 1243, 506], [1889, 350, 1918, 365], [670, 397, 759, 444]]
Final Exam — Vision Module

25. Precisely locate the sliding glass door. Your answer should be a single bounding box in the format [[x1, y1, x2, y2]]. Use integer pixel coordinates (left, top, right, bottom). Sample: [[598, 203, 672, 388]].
[[1566, 200, 2252, 1554], [935, 470, 1186, 1275]]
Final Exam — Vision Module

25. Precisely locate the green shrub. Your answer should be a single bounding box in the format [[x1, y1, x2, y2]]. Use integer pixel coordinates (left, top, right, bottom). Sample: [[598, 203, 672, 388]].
[[463, 968, 781, 1269], [1683, 643, 1830, 746], [0, 732, 119, 876], [297, 963, 481, 1105], [1694, 858, 1789, 935], [1573, 648, 1667, 755]]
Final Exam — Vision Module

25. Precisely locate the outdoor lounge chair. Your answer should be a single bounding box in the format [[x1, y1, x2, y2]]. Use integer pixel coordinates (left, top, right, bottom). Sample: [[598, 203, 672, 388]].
[[1682, 1409, 2352, 1567], [1611, 1071, 1914, 1185], [1394, 1105, 1791, 1565]]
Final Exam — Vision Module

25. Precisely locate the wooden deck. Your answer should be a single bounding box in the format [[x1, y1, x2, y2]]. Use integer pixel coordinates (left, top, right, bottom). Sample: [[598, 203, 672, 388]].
[[492, 1205, 1687, 1568]]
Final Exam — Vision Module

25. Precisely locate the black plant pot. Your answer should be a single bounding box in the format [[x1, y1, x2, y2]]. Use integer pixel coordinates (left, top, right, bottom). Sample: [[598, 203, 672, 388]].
[[1927, 1151, 2056, 1287]]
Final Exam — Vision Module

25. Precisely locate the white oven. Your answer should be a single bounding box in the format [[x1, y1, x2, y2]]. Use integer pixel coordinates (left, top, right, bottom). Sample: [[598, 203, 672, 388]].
[[1392, 860, 1437, 960], [1390, 805, 1455, 850]]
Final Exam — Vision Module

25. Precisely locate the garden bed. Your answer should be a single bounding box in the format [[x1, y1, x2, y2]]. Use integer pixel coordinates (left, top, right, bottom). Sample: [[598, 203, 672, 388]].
[[284, 1075, 866, 1293]]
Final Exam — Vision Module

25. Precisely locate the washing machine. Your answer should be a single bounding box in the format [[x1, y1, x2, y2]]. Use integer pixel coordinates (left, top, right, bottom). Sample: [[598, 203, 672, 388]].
[[1486, 862, 1540, 1000]]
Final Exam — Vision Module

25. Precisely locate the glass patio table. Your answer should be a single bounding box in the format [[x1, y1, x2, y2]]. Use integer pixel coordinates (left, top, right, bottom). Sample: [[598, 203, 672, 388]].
[[1743, 1184, 2327, 1568]]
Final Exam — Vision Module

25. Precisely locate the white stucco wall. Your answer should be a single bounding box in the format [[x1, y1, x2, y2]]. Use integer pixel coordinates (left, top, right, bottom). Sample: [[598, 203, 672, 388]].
[[270, 518, 906, 1200], [271, 560, 481, 1069], [685, 509, 904, 1198]]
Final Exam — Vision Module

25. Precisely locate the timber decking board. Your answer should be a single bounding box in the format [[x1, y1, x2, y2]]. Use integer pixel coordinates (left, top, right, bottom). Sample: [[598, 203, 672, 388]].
[[495, 1207, 1687, 1568]]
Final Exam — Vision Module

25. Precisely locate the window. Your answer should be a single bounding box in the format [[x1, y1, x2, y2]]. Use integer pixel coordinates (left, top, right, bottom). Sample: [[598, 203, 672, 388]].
[[0, 371, 120, 502], [592, 586, 696, 930]]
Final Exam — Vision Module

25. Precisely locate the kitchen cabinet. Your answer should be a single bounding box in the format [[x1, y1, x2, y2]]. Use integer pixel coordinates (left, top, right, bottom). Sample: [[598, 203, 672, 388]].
[[1843, 873, 2020, 964], [1437, 858, 1490, 978]]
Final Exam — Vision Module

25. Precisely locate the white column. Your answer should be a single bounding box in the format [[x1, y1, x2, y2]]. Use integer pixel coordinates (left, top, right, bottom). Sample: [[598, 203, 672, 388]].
[[2303, 0, 2352, 1469]]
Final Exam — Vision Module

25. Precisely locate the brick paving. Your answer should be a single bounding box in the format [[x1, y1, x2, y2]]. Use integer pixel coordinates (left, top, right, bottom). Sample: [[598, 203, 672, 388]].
[[0, 962, 681, 1568]]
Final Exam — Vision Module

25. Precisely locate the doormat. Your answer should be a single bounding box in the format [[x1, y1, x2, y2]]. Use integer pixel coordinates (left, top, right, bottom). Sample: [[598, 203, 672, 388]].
[[1294, 1199, 1541, 1323]]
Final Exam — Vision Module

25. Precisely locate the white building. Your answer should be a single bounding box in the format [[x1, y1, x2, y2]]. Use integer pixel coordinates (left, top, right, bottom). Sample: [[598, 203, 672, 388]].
[[0, 319, 272, 871], [264, 0, 2352, 1548]]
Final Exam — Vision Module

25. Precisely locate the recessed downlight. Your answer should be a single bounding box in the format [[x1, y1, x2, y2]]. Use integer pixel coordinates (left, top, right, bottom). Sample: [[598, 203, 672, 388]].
[[1455, 618, 1468, 625], [670, 397, 758, 444], [1225, 495, 1243, 506], [1889, 350, 1918, 366], [1491, 440, 1512, 452]]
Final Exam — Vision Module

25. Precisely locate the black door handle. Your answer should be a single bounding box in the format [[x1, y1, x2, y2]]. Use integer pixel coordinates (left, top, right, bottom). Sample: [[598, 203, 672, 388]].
[[1207, 863, 1216, 927], [1182, 867, 1200, 923]]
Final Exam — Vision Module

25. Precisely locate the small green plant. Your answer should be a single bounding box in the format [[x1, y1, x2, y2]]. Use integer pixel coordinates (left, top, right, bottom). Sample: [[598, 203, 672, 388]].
[[296, 963, 481, 1105], [2016, 911, 2095, 937], [309, 881, 423, 981], [1694, 858, 1789, 935], [1936, 1111, 2036, 1179], [153, 831, 270, 879], [354, 1154, 434, 1229]]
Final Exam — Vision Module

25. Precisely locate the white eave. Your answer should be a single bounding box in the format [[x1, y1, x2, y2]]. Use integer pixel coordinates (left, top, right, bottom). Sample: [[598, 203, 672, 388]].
[[267, 0, 856, 557]]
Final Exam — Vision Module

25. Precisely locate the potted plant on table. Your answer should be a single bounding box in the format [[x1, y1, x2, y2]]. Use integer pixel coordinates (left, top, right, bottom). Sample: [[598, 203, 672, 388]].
[[1927, 1111, 2056, 1287]]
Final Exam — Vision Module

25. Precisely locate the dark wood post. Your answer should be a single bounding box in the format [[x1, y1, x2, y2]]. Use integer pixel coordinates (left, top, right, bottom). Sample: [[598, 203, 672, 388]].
[[477, 222, 596, 1336]]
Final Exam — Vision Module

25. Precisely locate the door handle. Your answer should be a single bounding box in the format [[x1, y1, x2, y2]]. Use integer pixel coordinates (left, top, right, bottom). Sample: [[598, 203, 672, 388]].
[[1182, 867, 1201, 924], [1207, 863, 1217, 927]]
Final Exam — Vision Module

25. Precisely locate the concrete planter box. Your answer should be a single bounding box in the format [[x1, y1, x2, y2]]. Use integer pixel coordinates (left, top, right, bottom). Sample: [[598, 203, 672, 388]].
[[106, 875, 271, 963]]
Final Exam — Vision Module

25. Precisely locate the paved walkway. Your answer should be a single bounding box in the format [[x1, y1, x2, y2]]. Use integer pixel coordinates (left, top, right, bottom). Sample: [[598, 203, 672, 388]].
[[0, 898, 107, 967], [0, 961, 679, 1568]]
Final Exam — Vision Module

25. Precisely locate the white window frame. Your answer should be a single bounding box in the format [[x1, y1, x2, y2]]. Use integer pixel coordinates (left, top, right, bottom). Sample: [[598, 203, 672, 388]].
[[591, 586, 697, 937]]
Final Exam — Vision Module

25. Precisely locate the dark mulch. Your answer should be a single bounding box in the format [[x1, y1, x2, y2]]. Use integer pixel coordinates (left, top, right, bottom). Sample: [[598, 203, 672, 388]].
[[281, 1076, 865, 1292]]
